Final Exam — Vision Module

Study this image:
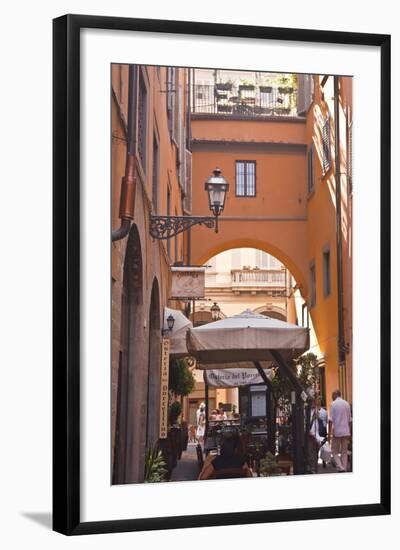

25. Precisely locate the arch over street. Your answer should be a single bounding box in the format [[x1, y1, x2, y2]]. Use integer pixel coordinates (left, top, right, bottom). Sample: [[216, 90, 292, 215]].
[[190, 232, 308, 298]]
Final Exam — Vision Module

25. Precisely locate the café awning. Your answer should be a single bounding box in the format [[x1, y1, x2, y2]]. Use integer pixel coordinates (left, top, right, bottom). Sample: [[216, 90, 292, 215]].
[[163, 307, 192, 358], [187, 309, 309, 365]]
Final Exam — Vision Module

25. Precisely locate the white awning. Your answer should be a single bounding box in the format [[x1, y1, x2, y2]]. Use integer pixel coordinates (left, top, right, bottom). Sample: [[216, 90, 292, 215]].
[[164, 307, 192, 358], [187, 309, 309, 365]]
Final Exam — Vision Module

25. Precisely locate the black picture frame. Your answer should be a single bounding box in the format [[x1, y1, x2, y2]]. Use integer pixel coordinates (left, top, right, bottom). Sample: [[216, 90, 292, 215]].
[[53, 14, 391, 536]]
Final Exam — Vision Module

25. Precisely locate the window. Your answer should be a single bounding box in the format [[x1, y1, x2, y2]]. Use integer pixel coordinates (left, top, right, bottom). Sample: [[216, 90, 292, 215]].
[[347, 119, 353, 195], [167, 186, 171, 258], [152, 134, 159, 213], [322, 116, 331, 174], [235, 161, 256, 196], [167, 67, 176, 139], [307, 144, 315, 194], [309, 261, 316, 308], [174, 209, 179, 263], [138, 72, 147, 171], [322, 247, 331, 297]]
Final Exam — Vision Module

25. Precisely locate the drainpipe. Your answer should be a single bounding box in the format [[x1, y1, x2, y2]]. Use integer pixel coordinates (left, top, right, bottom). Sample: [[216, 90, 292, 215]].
[[112, 65, 138, 242], [334, 76, 346, 368]]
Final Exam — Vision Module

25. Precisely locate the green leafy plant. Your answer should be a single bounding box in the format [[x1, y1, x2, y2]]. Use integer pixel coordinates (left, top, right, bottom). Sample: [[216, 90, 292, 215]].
[[259, 452, 282, 477], [144, 445, 168, 483], [168, 358, 195, 398], [294, 352, 319, 391], [168, 401, 182, 424]]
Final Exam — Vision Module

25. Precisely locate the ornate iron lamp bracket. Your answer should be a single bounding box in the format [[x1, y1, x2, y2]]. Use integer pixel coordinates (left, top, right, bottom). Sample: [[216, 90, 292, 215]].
[[150, 215, 216, 240]]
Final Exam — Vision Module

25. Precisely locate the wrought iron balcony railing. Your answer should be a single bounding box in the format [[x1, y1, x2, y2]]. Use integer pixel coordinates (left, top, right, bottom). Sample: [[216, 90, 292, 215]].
[[192, 84, 298, 117]]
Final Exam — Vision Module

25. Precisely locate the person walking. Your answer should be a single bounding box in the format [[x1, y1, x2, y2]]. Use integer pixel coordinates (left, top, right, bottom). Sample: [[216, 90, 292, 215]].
[[317, 398, 329, 467], [307, 399, 324, 473], [196, 402, 205, 426], [328, 389, 352, 472], [317, 398, 328, 438], [196, 405, 206, 446]]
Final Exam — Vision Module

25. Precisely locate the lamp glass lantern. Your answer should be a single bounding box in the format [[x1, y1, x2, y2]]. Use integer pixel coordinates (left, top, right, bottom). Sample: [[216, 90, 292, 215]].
[[204, 168, 229, 218], [166, 314, 175, 332], [210, 302, 221, 321]]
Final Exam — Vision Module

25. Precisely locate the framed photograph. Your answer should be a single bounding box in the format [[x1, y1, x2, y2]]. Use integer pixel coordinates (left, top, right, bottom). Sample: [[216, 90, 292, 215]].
[[53, 14, 391, 535]]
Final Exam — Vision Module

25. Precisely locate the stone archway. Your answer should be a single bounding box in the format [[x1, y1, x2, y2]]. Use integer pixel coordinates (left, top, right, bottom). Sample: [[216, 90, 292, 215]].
[[253, 305, 287, 321], [113, 224, 145, 485], [191, 235, 308, 298], [145, 278, 161, 448]]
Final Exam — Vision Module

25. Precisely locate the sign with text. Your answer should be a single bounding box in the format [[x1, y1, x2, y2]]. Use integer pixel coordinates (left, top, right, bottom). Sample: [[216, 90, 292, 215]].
[[170, 267, 205, 299], [159, 337, 170, 439], [204, 368, 272, 388]]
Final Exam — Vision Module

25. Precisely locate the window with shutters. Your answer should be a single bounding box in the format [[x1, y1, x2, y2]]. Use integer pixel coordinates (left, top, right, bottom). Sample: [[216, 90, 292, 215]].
[[174, 209, 179, 263], [310, 261, 316, 308], [347, 120, 353, 194], [235, 161, 256, 197], [322, 116, 331, 174], [167, 67, 176, 140], [167, 185, 171, 258], [184, 149, 192, 213], [322, 247, 331, 298], [296, 74, 314, 116], [137, 72, 147, 172], [307, 144, 315, 194], [152, 133, 159, 213]]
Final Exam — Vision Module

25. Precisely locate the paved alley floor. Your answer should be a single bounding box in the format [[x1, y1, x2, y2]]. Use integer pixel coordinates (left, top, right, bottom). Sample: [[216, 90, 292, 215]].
[[170, 444, 200, 482]]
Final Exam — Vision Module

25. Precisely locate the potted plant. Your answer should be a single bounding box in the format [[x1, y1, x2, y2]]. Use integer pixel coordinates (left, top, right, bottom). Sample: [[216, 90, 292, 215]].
[[239, 79, 255, 91], [215, 81, 232, 91], [168, 400, 182, 424], [259, 452, 282, 477], [259, 85, 273, 93], [278, 86, 294, 94], [144, 444, 168, 483]]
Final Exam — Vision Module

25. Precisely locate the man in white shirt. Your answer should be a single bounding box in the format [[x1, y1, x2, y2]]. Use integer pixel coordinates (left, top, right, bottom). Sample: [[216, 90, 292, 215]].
[[196, 402, 205, 426], [328, 390, 352, 472]]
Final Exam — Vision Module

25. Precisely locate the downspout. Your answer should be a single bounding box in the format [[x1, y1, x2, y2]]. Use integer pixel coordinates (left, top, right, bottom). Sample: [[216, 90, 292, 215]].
[[334, 76, 346, 367], [112, 65, 138, 242]]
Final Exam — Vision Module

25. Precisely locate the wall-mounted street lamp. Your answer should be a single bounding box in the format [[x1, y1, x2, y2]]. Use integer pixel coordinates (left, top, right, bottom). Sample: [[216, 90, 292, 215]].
[[150, 168, 229, 239], [210, 302, 221, 321], [162, 314, 175, 336]]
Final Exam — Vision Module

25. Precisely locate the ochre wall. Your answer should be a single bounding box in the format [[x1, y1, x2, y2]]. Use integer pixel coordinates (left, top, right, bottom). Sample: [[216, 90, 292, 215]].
[[190, 116, 309, 294]]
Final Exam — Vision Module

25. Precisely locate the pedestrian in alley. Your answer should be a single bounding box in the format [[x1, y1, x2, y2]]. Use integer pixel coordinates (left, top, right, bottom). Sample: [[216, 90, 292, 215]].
[[317, 398, 329, 467], [196, 402, 205, 427], [328, 389, 352, 472], [196, 404, 206, 446], [306, 399, 324, 474]]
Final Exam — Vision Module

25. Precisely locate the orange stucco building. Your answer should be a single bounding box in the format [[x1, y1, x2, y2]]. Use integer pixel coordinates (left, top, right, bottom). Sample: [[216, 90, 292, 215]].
[[111, 64, 190, 483]]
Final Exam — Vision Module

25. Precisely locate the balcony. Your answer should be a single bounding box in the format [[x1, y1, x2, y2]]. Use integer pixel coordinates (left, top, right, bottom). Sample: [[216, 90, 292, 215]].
[[231, 268, 287, 290], [191, 83, 299, 118]]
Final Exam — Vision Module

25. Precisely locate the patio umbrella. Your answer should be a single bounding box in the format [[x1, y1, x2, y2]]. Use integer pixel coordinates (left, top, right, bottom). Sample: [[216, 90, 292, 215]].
[[163, 307, 193, 358], [187, 309, 309, 365]]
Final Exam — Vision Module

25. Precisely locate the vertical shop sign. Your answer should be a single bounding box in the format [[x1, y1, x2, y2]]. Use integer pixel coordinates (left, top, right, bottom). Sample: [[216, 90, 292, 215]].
[[159, 337, 170, 439]]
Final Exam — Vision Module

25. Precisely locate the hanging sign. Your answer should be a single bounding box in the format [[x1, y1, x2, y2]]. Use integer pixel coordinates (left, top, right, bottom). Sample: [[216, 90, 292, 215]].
[[204, 368, 272, 388], [159, 337, 170, 439], [170, 267, 205, 299]]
